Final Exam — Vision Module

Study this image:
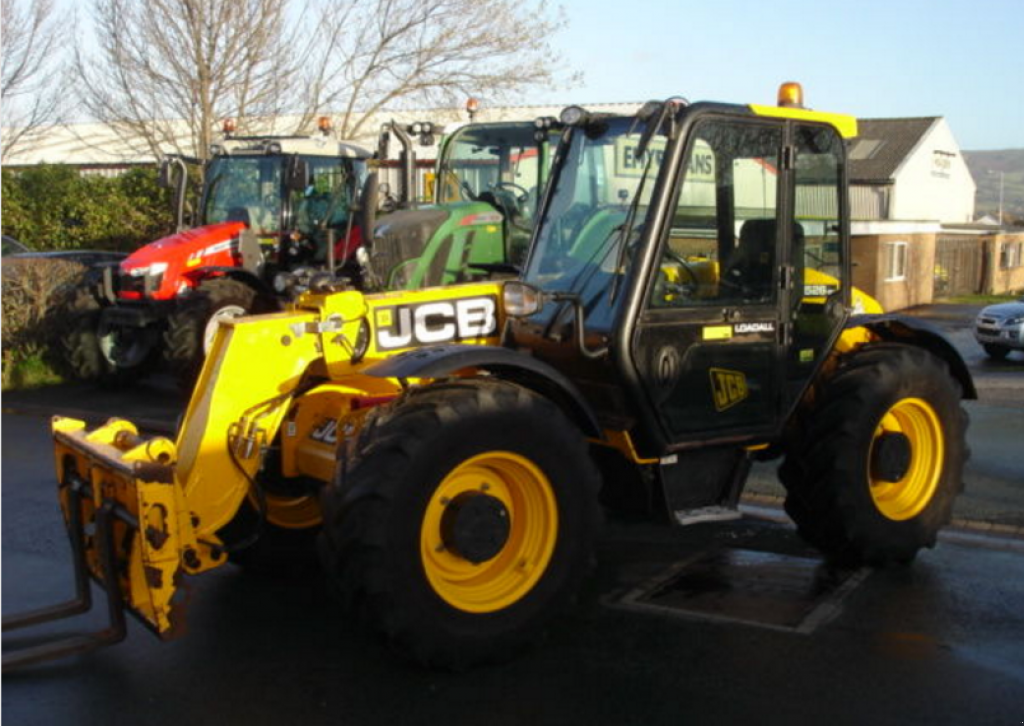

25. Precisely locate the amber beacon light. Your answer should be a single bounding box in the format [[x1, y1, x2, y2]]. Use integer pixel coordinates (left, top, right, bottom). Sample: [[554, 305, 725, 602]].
[[777, 82, 805, 108]]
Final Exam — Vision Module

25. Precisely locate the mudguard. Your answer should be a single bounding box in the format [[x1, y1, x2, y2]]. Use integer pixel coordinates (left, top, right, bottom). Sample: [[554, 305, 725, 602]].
[[847, 313, 977, 399], [363, 343, 602, 437]]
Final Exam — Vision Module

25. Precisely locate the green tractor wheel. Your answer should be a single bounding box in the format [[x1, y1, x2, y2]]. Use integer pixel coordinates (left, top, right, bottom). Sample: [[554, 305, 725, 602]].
[[779, 343, 968, 565], [319, 379, 601, 669]]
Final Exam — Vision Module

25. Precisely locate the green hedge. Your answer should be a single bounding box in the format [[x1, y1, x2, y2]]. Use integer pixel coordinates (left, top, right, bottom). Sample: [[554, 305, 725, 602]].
[[1, 164, 176, 252]]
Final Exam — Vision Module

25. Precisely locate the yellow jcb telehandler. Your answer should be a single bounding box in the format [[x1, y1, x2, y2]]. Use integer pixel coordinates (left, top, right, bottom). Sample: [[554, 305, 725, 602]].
[[3, 84, 973, 671]]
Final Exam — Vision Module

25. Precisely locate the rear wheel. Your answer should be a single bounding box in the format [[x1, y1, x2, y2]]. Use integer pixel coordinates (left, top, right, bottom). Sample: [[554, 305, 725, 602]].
[[319, 379, 601, 669], [779, 344, 968, 566], [982, 343, 1010, 360], [164, 278, 266, 385]]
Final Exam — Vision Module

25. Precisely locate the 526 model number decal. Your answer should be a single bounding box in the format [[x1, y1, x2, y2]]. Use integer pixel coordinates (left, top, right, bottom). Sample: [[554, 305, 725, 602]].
[[374, 296, 499, 351]]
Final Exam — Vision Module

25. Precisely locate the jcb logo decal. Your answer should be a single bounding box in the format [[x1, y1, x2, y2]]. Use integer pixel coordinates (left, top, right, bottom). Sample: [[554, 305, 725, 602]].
[[710, 368, 748, 412], [375, 296, 498, 351]]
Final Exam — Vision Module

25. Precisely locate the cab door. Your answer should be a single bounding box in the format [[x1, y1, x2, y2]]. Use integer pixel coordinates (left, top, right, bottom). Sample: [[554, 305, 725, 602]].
[[782, 123, 850, 412], [632, 117, 787, 445]]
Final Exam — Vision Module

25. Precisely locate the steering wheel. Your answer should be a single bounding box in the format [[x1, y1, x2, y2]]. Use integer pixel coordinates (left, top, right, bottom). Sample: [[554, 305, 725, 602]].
[[492, 181, 531, 203], [460, 181, 478, 202]]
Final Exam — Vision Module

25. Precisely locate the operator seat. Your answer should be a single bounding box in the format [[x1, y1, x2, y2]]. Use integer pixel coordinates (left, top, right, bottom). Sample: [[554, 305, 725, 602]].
[[723, 219, 777, 301], [226, 207, 252, 226]]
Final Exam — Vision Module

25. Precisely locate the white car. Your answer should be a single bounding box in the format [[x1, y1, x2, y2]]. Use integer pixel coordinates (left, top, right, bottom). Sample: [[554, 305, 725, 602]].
[[974, 295, 1024, 359]]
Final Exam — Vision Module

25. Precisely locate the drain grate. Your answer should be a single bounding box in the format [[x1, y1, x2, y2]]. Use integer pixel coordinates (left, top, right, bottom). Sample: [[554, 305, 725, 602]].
[[613, 548, 869, 634]]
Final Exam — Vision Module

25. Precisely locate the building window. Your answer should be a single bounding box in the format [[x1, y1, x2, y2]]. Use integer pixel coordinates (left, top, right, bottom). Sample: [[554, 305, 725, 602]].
[[884, 241, 908, 281], [999, 241, 1022, 269]]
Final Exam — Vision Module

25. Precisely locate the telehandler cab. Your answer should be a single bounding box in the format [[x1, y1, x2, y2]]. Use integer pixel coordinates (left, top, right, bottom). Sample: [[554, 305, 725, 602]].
[[4, 84, 973, 672]]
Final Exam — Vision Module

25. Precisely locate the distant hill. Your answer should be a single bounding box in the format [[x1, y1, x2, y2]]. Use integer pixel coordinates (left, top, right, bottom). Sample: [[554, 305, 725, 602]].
[[962, 149, 1024, 223]]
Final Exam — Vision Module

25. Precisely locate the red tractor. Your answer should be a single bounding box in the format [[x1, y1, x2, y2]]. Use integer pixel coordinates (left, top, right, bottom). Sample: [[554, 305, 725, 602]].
[[66, 120, 377, 384]]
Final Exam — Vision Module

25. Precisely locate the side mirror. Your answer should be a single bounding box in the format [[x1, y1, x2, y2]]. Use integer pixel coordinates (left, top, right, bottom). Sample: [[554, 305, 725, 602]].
[[360, 172, 379, 240], [285, 156, 309, 193]]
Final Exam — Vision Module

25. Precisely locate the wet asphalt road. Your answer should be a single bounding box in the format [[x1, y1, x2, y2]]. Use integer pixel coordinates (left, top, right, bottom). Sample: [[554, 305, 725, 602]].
[[3, 302, 1024, 725], [3, 409, 1024, 726]]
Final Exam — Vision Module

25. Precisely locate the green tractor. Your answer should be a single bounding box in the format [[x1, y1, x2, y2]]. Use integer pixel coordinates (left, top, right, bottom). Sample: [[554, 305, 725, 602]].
[[360, 119, 562, 290]]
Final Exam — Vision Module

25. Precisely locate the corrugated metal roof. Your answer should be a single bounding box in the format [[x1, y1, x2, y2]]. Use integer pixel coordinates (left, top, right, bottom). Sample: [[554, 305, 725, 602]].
[[848, 117, 939, 184]]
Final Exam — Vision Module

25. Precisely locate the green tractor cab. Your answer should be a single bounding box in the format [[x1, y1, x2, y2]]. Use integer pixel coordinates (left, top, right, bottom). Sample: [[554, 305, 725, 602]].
[[366, 120, 562, 289]]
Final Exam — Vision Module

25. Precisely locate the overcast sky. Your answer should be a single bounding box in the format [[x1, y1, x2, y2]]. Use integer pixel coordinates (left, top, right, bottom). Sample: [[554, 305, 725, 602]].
[[522, 0, 1023, 150]]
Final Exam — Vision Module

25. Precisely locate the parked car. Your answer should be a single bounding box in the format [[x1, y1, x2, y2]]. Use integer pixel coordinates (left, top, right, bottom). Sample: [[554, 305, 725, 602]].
[[2, 235, 127, 267], [1, 235, 30, 256], [974, 295, 1024, 359]]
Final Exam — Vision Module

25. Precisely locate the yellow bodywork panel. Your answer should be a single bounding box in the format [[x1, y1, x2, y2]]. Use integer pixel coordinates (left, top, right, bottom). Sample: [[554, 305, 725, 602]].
[[174, 310, 325, 553], [748, 104, 858, 139]]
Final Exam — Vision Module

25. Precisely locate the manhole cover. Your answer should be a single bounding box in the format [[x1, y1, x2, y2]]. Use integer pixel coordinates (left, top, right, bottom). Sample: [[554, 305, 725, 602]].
[[612, 547, 868, 633]]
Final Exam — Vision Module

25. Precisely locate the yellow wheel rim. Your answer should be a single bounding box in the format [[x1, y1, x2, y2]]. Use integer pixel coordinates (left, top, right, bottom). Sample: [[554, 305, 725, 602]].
[[420, 451, 559, 613], [255, 493, 322, 530], [868, 397, 944, 521]]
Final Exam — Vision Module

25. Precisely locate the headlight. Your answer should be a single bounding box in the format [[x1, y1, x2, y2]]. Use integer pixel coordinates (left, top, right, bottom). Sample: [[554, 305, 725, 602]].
[[1004, 316, 1024, 326], [273, 271, 294, 294], [128, 262, 168, 277]]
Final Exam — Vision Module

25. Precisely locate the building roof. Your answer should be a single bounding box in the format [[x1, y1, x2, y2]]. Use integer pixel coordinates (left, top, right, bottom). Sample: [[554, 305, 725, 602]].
[[848, 117, 940, 184], [1, 103, 644, 167]]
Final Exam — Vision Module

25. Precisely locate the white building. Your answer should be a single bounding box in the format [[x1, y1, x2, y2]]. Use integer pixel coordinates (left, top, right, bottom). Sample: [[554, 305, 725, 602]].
[[848, 117, 976, 224]]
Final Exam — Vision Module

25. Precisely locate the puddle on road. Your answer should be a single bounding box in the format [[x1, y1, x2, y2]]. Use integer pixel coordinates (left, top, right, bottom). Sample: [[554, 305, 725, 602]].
[[612, 548, 869, 634]]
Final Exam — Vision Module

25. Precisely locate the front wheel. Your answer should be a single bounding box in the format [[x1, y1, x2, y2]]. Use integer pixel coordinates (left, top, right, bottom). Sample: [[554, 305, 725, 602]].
[[319, 379, 602, 669], [779, 344, 968, 566], [982, 343, 1010, 360], [61, 295, 159, 386], [164, 278, 267, 385]]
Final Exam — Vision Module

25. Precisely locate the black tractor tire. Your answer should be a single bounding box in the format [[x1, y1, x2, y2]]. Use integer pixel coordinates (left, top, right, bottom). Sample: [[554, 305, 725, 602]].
[[59, 291, 158, 386], [58, 292, 107, 381], [319, 378, 602, 669], [982, 343, 1010, 360], [779, 343, 968, 566], [219, 498, 322, 577], [164, 278, 265, 386]]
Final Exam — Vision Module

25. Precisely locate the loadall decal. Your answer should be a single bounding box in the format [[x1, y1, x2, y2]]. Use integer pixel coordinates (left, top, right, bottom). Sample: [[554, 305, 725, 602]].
[[733, 322, 775, 335], [374, 295, 499, 351], [710, 368, 749, 411]]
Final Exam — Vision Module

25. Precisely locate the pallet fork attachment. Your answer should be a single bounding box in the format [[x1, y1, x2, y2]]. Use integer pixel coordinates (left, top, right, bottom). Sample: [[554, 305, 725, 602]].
[[3, 473, 128, 671]]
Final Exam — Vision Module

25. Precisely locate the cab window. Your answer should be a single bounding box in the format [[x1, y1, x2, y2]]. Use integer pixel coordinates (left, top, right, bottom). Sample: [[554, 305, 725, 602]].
[[652, 120, 782, 308]]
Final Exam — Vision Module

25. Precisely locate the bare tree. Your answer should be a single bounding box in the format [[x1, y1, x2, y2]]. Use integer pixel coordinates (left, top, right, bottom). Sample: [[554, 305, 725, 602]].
[[297, 0, 578, 139], [73, 0, 577, 161], [1, 0, 69, 161], [75, 0, 302, 161]]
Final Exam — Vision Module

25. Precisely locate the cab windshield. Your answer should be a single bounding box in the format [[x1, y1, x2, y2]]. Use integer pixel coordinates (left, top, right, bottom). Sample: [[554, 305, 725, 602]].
[[203, 155, 360, 236], [523, 116, 668, 325], [436, 123, 549, 205], [203, 156, 284, 234]]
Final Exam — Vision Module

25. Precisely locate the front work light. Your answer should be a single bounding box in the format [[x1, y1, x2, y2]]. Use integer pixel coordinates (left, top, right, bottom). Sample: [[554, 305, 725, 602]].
[[559, 105, 588, 126], [503, 281, 545, 318]]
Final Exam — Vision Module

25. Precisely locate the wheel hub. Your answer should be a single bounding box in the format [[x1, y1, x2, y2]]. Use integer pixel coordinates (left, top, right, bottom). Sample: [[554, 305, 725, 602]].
[[870, 431, 912, 483], [439, 491, 511, 564]]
